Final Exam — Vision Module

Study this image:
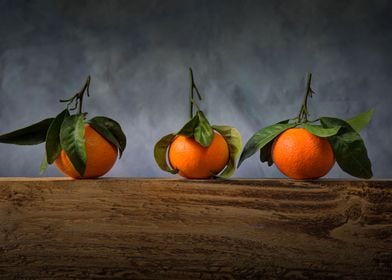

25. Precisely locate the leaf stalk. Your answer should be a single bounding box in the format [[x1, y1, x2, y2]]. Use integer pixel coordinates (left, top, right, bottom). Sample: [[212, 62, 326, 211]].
[[297, 73, 314, 123], [60, 76, 91, 115], [189, 68, 202, 119]]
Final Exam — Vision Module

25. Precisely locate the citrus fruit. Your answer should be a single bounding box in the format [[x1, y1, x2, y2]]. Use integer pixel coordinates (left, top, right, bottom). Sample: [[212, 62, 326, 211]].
[[154, 68, 241, 179], [0, 76, 126, 178], [271, 127, 335, 179], [168, 132, 229, 179], [55, 124, 118, 178]]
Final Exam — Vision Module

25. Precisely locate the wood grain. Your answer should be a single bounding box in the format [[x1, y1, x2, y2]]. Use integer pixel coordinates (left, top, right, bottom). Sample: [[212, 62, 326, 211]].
[[0, 178, 391, 279]]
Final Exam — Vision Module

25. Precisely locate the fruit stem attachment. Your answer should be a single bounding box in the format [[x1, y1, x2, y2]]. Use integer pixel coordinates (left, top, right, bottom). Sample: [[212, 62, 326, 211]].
[[60, 76, 91, 115], [189, 68, 202, 119], [297, 73, 314, 123]]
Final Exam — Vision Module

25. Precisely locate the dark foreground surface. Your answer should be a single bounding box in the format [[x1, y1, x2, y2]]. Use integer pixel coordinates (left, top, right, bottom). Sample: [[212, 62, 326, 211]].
[[0, 178, 391, 279]]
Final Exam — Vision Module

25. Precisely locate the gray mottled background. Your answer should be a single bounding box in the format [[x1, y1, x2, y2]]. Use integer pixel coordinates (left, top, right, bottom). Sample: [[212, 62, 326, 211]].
[[0, 0, 391, 178]]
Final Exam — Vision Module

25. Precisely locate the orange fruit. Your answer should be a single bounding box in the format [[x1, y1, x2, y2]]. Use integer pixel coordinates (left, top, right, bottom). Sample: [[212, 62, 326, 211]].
[[55, 124, 118, 178], [168, 132, 229, 179], [271, 127, 335, 179]]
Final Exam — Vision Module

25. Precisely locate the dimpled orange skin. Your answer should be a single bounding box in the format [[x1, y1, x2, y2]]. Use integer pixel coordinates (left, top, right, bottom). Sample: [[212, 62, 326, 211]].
[[271, 128, 335, 179], [168, 132, 229, 179], [54, 124, 118, 179]]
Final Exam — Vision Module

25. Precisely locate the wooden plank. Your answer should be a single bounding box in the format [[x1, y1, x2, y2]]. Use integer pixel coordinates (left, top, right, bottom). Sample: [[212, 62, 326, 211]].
[[0, 178, 391, 279]]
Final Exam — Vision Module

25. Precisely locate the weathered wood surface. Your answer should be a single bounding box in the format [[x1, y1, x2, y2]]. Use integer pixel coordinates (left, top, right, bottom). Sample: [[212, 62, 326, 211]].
[[0, 178, 391, 280]]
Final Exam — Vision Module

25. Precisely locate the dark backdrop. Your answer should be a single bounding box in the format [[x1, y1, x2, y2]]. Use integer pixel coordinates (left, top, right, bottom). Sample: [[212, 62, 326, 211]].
[[0, 0, 391, 178]]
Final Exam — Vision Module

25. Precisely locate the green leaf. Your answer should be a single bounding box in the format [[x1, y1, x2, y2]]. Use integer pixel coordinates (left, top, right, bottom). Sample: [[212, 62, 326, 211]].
[[302, 123, 340, 137], [258, 118, 290, 167], [177, 111, 214, 147], [259, 141, 274, 166], [320, 117, 372, 179], [238, 122, 296, 167], [154, 133, 178, 174], [89, 116, 127, 158], [258, 121, 290, 167], [60, 114, 87, 177], [0, 118, 54, 145], [89, 119, 120, 156], [177, 114, 199, 137], [45, 109, 70, 164], [346, 108, 374, 133], [212, 125, 242, 178], [278, 119, 290, 124], [194, 111, 214, 147], [39, 153, 48, 174]]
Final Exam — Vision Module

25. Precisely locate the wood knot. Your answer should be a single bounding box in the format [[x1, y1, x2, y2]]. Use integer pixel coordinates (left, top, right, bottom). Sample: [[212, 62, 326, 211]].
[[345, 202, 362, 221]]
